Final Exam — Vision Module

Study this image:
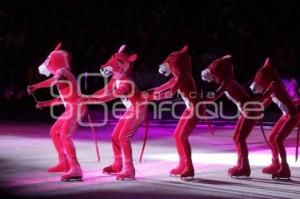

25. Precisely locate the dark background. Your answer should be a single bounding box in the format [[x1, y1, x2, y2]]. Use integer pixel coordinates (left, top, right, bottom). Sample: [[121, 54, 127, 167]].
[[0, 0, 299, 121]]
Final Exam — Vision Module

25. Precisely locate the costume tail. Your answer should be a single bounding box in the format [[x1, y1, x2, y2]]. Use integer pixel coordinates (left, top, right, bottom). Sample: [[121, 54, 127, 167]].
[[260, 119, 271, 149], [87, 112, 101, 162], [139, 109, 149, 163], [296, 125, 300, 162], [203, 106, 214, 136], [32, 93, 39, 103]]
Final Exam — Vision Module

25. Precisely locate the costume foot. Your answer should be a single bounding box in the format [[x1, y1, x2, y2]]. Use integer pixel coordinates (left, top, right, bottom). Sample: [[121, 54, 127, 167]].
[[262, 162, 280, 175], [272, 164, 291, 180], [227, 165, 240, 175], [61, 176, 83, 182], [61, 165, 83, 182], [180, 167, 194, 179], [230, 158, 250, 177], [48, 161, 70, 173], [170, 164, 185, 177], [116, 166, 135, 180], [229, 167, 251, 177], [103, 163, 122, 174]]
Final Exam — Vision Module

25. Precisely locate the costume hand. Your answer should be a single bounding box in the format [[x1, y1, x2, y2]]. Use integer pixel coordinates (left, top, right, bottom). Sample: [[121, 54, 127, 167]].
[[84, 96, 93, 103], [36, 102, 45, 109], [141, 91, 154, 101], [27, 85, 35, 95], [146, 89, 154, 95], [153, 93, 160, 100]]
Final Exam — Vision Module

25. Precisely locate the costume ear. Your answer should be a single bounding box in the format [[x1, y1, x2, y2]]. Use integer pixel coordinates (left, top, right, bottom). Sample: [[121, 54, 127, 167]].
[[54, 42, 62, 51], [222, 55, 232, 60], [128, 54, 138, 62], [180, 45, 189, 53], [118, 44, 126, 53], [263, 58, 270, 67]]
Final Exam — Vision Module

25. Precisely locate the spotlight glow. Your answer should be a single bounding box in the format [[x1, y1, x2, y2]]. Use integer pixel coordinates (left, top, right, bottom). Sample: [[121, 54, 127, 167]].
[[146, 147, 300, 167]]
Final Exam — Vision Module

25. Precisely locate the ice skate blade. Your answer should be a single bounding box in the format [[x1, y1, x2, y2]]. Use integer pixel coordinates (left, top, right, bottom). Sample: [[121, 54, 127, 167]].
[[116, 177, 136, 181], [230, 175, 250, 179], [103, 171, 118, 175], [170, 174, 180, 177], [61, 176, 83, 182], [272, 176, 291, 181], [180, 176, 194, 180]]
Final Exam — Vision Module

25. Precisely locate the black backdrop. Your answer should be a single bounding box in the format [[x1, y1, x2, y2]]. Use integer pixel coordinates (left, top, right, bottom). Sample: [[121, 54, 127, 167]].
[[0, 0, 299, 120]]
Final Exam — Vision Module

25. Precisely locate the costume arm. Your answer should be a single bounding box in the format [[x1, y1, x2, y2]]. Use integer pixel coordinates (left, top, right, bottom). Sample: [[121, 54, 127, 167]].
[[86, 81, 130, 103], [262, 96, 272, 108], [153, 77, 177, 93], [250, 81, 274, 105], [250, 81, 275, 108], [153, 78, 180, 100], [27, 70, 63, 94], [203, 81, 226, 101], [36, 98, 63, 108], [91, 78, 115, 98], [143, 77, 178, 101], [261, 81, 275, 100]]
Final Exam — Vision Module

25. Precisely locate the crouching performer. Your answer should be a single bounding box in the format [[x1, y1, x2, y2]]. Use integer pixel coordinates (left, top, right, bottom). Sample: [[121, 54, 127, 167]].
[[146, 45, 211, 179], [27, 43, 86, 181], [201, 55, 268, 177], [85, 45, 147, 180], [250, 58, 300, 179]]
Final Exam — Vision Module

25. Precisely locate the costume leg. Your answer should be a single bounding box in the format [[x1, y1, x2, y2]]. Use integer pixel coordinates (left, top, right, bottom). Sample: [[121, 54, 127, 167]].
[[170, 109, 191, 176], [178, 107, 200, 178], [262, 115, 287, 174], [272, 113, 300, 179], [103, 117, 125, 174], [116, 108, 146, 180], [61, 106, 86, 181], [228, 116, 244, 174], [48, 112, 69, 173], [230, 116, 256, 177]]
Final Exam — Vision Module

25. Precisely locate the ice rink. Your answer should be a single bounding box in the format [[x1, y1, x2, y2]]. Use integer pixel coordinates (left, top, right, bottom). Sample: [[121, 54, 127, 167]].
[[0, 121, 300, 199]]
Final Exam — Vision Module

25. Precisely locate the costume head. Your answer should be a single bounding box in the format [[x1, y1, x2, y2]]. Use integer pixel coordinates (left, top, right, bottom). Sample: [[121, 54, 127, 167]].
[[250, 58, 280, 94], [201, 55, 234, 84], [100, 44, 138, 79], [38, 43, 70, 77], [158, 45, 191, 77]]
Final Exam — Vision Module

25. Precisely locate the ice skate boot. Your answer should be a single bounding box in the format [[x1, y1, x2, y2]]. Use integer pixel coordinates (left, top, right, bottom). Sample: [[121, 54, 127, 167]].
[[116, 160, 135, 180], [61, 164, 83, 182], [103, 157, 122, 174], [228, 157, 241, 175], [272, 163, 291, 180], [170, 159, 185, 177], [230, 158, 251, 178], [180, 160, 194, 179], [262, 158, 280, 175], [48, 154, 70, 173]]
